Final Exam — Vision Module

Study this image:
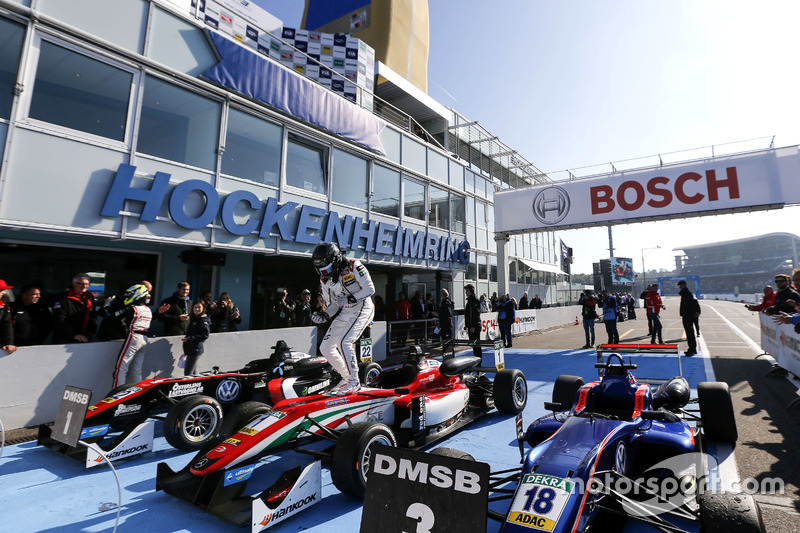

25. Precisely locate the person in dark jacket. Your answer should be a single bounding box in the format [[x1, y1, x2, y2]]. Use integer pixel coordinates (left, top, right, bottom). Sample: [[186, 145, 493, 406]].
[[519, 292, 529, 310], [157, 281, 191, 336], [464, 284, 482, 358], [182, 300, 211, 375], [438, 288, 454, 341], [498, 294, 516, 348], [52, 273, 97, 344], [11, 284, 53, 346], [766, 274, 800, 316], [295, 289, 313, 327], [531, 294, 543, 309], [579, 290, 597, 348], [677, 280, 700, 356], [212, 292, 241, 332]]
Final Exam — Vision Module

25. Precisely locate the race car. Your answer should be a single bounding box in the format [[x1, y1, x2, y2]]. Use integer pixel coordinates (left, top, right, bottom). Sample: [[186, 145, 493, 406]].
[[156, 345, 528, 527], [38, 343, 341, 466], [492, 344, 766, 532]]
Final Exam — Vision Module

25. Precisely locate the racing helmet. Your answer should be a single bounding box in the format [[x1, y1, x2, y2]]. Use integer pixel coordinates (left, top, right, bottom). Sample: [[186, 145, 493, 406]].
[[123, 284, 150, 306], [312, 242, 343, 281]]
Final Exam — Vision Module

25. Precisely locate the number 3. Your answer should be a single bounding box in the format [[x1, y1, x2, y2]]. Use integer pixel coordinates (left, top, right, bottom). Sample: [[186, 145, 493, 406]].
[[404, 502, 435, 533]]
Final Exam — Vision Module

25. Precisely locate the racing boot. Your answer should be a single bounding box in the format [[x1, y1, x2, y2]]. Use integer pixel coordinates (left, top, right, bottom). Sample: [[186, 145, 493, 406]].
[[330, 374, 361, 396]]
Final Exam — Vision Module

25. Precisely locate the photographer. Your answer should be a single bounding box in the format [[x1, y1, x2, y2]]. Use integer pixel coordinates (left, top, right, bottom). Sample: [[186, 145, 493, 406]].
[[599, 290, 619, 344]]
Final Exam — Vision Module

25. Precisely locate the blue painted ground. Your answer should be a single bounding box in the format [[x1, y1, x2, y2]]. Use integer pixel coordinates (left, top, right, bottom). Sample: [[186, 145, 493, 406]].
[[0, 349, 710, 533]]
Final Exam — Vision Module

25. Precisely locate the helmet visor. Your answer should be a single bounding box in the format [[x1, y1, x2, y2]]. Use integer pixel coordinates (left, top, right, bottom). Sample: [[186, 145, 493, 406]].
[[317, 260, 335, 278]]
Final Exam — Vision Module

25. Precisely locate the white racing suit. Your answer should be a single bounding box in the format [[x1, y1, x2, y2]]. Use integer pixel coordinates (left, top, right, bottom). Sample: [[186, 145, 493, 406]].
[[319, 259, 375, 389], [112, 304, 153, 387]]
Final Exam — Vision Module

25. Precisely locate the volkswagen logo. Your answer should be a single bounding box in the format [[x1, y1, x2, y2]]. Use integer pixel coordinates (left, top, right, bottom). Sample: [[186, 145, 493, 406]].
[[615, 441, 627, 474], [532, 186, 570, 225], [216, 380, 241, 402]]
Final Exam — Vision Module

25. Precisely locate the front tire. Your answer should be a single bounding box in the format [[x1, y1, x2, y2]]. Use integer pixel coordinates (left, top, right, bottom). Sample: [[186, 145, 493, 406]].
[[330, 422, 397, 499], [699, 493, 766, 533], [429, 447, 475, 461], [493, 368, 528, 414], [552, 375, 585, 410], [358, 362, 382, 386], [163, 395, 223, 451], [698, 382, 738, 444]]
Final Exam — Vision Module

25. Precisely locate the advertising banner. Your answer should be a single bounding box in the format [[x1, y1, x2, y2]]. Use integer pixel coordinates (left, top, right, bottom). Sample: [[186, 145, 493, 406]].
[[759, 313, 800, 378], [495, 146, 800, 233], [453, 310, 537, 339], [611, 257, 634, 284]]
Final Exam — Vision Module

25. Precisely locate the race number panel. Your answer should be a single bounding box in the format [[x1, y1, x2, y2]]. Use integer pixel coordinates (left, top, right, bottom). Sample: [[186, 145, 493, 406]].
[[494, 340, 505, 371], [360, 338, 373, 363], [52, 385, 93, 447], [361, 445, 489, 533], [506, 473, 574, 532]]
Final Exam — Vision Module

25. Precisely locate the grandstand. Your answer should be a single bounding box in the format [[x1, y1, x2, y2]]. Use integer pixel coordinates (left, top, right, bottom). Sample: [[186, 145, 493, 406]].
[[675, 233, 800, 294]]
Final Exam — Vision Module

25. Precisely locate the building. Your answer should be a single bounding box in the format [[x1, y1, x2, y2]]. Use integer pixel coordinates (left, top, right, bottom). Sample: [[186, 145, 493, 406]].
[[0, 0, 564, 334], [675, 232, 800, 295]]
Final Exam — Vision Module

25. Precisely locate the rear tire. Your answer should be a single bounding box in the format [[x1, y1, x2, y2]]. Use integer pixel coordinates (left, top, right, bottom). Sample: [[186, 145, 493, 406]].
[[330, 422, 396, 499], [699, 492, 766, 533], [493, 368, 528, 414], [428, 447, 475, 461], [358, 362, 382, 386], [552, 375, 585, 410], [698, 382, 738, 444], [163, 395, 223, 451], [219, 401, 271, 439]]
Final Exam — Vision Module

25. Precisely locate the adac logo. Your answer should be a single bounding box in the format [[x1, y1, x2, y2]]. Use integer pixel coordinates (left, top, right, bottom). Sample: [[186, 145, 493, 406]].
[[532, 186, 570, 225], [216, 380, 241, 402]]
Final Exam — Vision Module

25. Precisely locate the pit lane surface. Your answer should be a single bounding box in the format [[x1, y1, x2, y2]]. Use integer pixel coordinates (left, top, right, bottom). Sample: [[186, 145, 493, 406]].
[[0, 298, 797, 532]]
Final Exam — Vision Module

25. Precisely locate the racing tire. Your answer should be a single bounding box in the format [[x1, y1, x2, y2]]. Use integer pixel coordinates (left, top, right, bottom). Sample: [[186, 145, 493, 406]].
[[358, 362, 382, 386], [493, 368, 528, 414], [428, 447, 475, 461], [552, 375, 585, 410], [219, 401, 271, 439], [699, 492, 766, 533], [330, 422, 397, 499], [697, 382, 738, 444], [164, 395, 223, 451]]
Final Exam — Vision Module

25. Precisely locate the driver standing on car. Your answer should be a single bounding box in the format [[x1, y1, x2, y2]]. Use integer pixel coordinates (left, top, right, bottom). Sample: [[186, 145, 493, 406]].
[[310, 242, 375, 395]]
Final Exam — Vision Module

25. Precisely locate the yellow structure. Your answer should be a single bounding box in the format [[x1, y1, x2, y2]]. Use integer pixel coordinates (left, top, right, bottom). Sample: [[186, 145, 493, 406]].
[[302, 0, 429, 93]]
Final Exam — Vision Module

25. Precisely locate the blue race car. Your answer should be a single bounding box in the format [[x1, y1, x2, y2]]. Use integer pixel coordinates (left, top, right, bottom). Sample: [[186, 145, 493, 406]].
[[493, 344, 765, 533]]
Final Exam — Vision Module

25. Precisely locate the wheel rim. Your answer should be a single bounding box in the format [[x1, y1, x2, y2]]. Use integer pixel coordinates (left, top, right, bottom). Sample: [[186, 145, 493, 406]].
[[182, 404, 219, 442], [365, 367, 381, 384], [360, 433, 394, 483], [513, 376, 527, 407]]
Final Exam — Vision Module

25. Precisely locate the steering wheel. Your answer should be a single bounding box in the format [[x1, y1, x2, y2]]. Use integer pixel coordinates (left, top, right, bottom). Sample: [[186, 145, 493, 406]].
[[595, 353, 637, 375]]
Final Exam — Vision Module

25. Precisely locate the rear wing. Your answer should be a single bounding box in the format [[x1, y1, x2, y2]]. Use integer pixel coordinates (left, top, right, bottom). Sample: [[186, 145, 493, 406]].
[[595, 343, 682, 384]]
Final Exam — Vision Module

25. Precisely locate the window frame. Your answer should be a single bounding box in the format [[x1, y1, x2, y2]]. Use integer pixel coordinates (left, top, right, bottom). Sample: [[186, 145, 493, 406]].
[[283, 130, 329, 199]]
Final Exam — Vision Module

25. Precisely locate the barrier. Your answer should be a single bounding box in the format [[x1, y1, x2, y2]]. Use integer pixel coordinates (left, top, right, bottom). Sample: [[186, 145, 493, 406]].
[[758, 313, 800, 378]]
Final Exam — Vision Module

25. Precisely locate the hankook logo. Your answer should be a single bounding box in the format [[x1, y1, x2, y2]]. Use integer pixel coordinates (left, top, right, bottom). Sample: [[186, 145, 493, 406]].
[[532, 186, 570, 225]]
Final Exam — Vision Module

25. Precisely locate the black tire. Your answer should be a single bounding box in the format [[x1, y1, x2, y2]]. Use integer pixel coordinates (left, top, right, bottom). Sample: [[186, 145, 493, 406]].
[[699, 492, 766, 533], [428, 447, 475, 461], [552, 375, 585, 409], [493, 368, 528, 414], [219, 401, 271, 439], [358, 362, 382, 386], [163, 395, 223, 451], [330, 422, 397, 499], [698, 382, 738, 444]]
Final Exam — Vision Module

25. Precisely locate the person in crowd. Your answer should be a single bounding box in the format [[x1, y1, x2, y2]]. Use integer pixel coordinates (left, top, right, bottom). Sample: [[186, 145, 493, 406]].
[[10, 284, 53, 346], [310, 242, 375, 395], [519, 291, 529, 310], [464, 284, 482, 358], [510, 296, 518, 310], [157, 281, 191, 336], [312, 290, 328, 353], [498, 293, 516, 348], [644, 284, 666, 344], [641, 285, 654, 335], [490, 292, 499, 312], [181, 300, 211, 375], [745, 285, 775, 312], [0, 279, 17, 354], [295, 289, 313, 327], [677, 280, 700, 356], [97, 279, 153, 341], [106, 284, 153, 386], [766, 274, 800, 315], [410, 290, 427, 343], [578, 289, 597, 349], [213, 292, 241, 332], [373, 295, 386, 322], [531, 294, 543, 309], [793, 268, 800, 290], [200, 290, 220, 330], [52, 273, 97, 344], [479, 294, 490, 313], [272, 287, 295, 328], [392, 291, 412, 347], [438, 289, 454, 342], [600, 290, 619, 344], [627, 292, 637, 320]]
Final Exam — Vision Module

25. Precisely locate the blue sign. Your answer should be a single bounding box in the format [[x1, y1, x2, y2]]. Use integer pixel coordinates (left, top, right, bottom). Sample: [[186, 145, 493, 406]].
[[101, 164, 471, 264]]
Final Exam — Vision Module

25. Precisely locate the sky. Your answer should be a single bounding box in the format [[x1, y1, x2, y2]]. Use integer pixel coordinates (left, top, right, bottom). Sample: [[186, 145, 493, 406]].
[[253, 1, 800, 275]]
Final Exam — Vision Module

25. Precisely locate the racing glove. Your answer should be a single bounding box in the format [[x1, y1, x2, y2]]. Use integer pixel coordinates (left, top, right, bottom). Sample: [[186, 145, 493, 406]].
[[346, 294, 357, 304], [311, 311, 329, 325]]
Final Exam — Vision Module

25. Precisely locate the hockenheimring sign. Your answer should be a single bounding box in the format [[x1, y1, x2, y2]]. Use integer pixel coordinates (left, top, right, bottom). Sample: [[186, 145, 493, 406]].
[[495, 146, 800, 234]]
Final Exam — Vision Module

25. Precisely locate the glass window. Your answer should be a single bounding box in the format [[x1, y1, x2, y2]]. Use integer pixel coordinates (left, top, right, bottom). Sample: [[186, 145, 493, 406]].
[[466, 197, 475, 226], [138, 75, 220, 169], [450, 194, 465, 234], [379, 126, 400, 163], [38, 0, 146, 53], [465, 170, 475, 194], [373, 164, 400, 218], [475, 200, 487, 228], [428, 149, 447, 184], [222, 108, 281, 186], [403, 177, 426, 222], [0, 18, 24, 120], [476, 227, 487, 250], [509, 260, 517, 282], [478, 254, 488, 280], [148, 6, 217, 76], [285, 133, 327, 195], [429, 185, 449, 230], [487, 202, 495, 232], [449, 159, 464, 189], [490, 255, 497, 282], [467, 256, 477, 281], [332, 148, 368, 209], [401, 134, 426, 175], [30, 40, 133, 142]]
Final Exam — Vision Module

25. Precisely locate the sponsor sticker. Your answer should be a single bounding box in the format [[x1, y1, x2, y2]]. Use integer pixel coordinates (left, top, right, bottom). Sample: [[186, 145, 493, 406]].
[[224, 438, 241, 446], [80, 424, 109, 439], [113, 403, 142, 416], [101, 386, 142, 403], [168, 381, 204, 398], [224, 464, 256, 486], [325, 397, 348, 407], [216, 380, 241, 402], [507, 474, 573, 531], [239, 427, 259, 435]]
